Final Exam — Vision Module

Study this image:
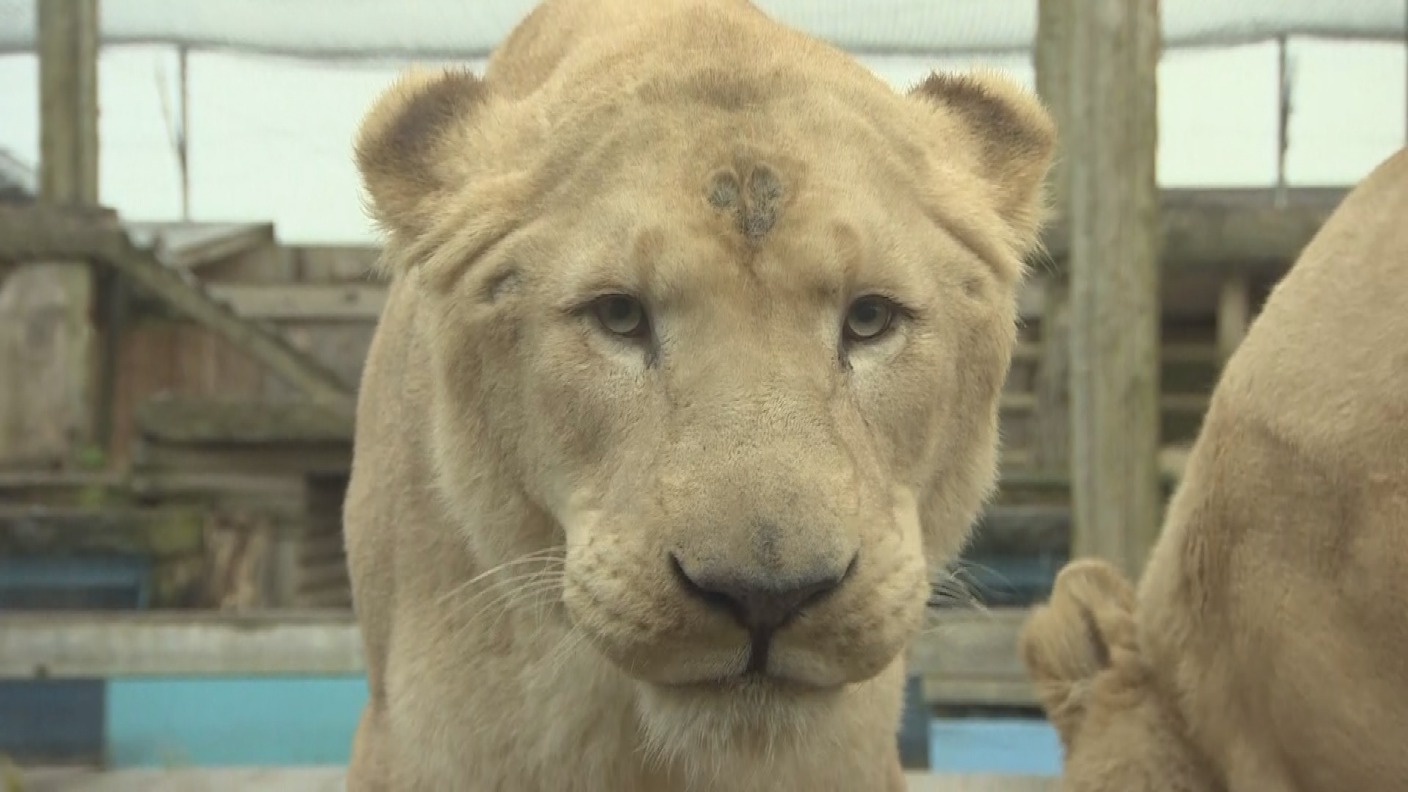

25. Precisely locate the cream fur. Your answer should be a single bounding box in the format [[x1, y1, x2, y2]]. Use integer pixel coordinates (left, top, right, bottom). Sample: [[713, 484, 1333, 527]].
[[343, 0, 1055, 789], [1020, 145, 1408, 791]]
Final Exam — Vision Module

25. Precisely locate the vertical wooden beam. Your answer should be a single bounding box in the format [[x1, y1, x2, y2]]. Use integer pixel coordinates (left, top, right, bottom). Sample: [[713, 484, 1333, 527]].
[[1066, 0, 1163, 578], [1032, 0, 1074, 476], [38, 0, 100, 205], [0, 0, 102, 468]]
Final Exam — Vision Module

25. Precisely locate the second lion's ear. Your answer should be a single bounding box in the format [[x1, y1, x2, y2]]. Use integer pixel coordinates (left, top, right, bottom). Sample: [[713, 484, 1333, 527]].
[[355, 68, 488, 242]]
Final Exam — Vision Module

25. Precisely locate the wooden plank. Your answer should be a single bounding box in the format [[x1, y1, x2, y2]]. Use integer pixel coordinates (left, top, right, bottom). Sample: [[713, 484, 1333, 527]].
[[203, 510, 278, 610], [0, 205, 356, 416], [124, 221, 276, 270], [911, 609, 1033, 706], [208, 283, 387, 320], [1063, 0, 1163, 579], [1014, 341, 1216, 365], [968, 505, 1070, 556], [912, 609, 1027, 681], [1216, 275, 1252, 364], [1042, 192, 1342, 276], [1024, 269, 1279, 325], [0, 470, 307, 515], [0, 504, 205, 558], [0, 607, 1027, 691], [0, 262, 95, 467], [1158, 441, 1193, 481], [162, 223, 275, 271], [108, 318, 179, 467], [134, 442, 353, 478], [0, 605, 1039, 709], [260, 323, 374, 402], [135, 396, 353, 444], [292, 245, 385, 282], [1002, 392, 1207, 414], [923, 679, 1036, 709], [0, 610, 363, 678]]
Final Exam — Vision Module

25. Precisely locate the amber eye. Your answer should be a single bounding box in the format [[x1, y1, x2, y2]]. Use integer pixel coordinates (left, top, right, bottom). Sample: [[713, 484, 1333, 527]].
[[843, 296, 896, 342], [592, 294, 649, 338]]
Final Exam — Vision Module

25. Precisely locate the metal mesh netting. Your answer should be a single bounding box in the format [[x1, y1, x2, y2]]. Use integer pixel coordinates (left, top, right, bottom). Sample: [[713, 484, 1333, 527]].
[[1, 0, 1405, 58], [1, 1, 1404, 242]]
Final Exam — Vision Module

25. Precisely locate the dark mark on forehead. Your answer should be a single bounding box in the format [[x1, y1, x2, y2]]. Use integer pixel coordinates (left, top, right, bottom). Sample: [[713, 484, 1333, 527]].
[[706, 162, 786, 242], [708, 172, 741, 211]]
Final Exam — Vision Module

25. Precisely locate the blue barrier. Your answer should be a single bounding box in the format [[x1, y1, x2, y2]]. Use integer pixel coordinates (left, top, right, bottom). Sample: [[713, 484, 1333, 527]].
[[0, 674, 1064, 774]]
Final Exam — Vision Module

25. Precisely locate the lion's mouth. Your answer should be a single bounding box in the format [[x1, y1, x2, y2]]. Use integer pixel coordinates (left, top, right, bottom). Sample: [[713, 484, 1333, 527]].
[[658, 666, 837, 697]]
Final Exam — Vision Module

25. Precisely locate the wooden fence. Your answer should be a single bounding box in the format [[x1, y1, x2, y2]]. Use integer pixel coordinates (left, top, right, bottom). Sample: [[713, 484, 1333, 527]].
[[0, 183, 1342, 708]]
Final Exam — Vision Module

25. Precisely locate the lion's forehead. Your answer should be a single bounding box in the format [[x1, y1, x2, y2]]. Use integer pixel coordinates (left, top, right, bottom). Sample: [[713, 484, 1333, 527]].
[[515, 100, 994, 308], [539, 192, 944, 326]]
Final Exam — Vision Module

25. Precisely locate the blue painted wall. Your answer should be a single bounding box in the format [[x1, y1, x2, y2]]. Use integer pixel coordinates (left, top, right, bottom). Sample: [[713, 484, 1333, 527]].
[[95, 675, 1060, 775], [107, 676, 369, 767], [0, 556, 150, 762]]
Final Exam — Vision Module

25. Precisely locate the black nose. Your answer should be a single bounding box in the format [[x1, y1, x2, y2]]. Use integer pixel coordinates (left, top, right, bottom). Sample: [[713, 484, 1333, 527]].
[[669, 553, 857, 637]]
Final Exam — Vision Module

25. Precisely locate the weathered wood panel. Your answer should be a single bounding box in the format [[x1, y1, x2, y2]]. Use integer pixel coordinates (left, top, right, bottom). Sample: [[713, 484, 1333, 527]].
[[0, 608, 1024, 693], [291, 245, 384, 283], [0, 610, 363, 678], [108, 319, 268, 467], [0, 263, 95, 468], [208, 283, 387, 320], [0, 205, 356, 417]]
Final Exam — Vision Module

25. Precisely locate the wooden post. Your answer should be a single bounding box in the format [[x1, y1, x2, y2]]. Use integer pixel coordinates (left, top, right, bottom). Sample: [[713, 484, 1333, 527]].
[[38, 0, 100, 204], [0, 0, 101, 468], [1031, 0, 1073, 476], [1065, 0, 1163, 578]]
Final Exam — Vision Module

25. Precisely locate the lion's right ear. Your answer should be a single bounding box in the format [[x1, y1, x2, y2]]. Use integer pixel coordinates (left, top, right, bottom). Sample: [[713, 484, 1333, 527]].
[[1018, 558, 1138, 748], [354, 67, 488, 240], [908, 71, 1056, 262]]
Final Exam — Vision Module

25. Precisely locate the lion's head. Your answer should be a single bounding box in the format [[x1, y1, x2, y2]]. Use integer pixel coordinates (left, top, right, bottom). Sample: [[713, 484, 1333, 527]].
[[1020, 559, 1216, 791], [353, 13, 1053, 747]]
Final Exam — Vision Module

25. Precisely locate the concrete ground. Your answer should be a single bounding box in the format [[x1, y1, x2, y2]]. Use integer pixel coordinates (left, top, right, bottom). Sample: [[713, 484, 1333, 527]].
[[18, 767, 1056, 791]]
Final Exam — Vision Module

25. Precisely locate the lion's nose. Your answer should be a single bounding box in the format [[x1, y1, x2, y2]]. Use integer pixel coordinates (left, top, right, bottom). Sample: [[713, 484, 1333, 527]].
[[668, 552, 857, 637]]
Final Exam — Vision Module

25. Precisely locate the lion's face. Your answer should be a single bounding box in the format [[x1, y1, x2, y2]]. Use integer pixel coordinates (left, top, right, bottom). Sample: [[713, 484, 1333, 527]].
[[355, 53, 1053, 726]]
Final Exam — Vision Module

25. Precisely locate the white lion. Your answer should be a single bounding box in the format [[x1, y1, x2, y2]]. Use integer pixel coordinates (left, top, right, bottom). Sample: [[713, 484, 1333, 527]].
[[343, 0, 1056, 788]]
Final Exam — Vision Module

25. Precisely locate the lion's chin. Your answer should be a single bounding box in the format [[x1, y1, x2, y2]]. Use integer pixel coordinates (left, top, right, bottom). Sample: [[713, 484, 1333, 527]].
[[632, 673, 847, 763]]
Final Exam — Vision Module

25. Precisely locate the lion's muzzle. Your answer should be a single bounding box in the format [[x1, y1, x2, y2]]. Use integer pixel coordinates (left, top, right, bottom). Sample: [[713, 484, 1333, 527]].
[[668, 549, 858, 675]]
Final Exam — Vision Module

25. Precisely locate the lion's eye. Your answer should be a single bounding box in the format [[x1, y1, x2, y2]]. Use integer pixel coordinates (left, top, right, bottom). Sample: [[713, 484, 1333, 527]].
[[843, 296, 896, 342], [592, 294, 649, 338]]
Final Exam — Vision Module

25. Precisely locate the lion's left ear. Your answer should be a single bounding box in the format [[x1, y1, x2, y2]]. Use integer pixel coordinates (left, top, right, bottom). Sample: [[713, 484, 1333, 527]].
[[908, 71, 1057, 250]]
